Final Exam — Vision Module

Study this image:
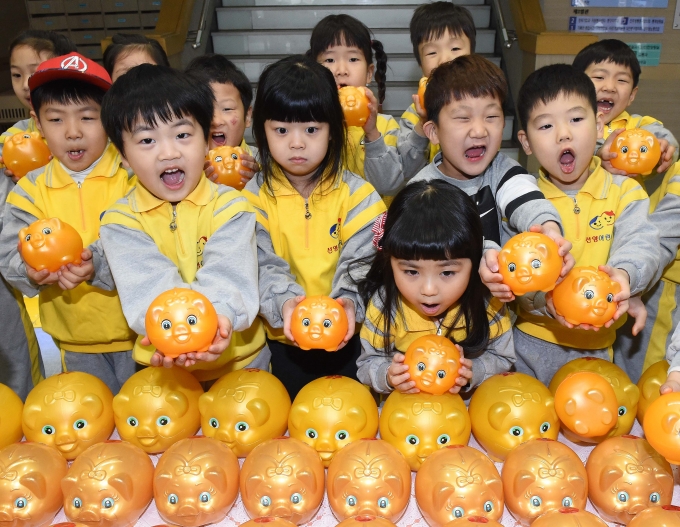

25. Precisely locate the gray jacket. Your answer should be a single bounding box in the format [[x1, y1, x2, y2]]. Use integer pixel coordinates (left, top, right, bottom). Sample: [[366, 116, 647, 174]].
[[397, 104, 431, 182]]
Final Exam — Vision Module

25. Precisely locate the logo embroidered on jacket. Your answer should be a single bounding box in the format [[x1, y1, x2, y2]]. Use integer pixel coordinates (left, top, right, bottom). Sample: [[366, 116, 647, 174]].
[[589, 211, 615, 230]]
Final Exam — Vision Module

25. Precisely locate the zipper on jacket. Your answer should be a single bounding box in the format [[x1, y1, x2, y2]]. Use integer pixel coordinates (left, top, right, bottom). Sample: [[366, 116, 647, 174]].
[[77, 182, 87, 231], [304, 198, 310, 249], [170, 205, 185, 255], [573, 197, 581, 240]]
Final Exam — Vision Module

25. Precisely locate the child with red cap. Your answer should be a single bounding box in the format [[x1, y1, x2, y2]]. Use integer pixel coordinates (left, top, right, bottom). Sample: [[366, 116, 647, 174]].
[[0, 53, 137, 394]]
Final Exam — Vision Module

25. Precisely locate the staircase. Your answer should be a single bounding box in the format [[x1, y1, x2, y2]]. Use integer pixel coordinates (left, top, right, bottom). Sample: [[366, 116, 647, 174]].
[[211, 0, 519, 159]]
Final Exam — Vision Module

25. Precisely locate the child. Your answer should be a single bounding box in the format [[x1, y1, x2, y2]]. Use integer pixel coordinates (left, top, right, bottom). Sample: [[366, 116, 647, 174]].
[[514, 64, 660, 385], [99, 64, 267, 380], [410, 55, 572, 300], [0, 53, 137, 394], [310, 14, 402, 196], [357, 180, 514, 394], [573, 39, 677, 178], [243, 55, 386, 398], [1, 30, 76, 181], [185, 54, 258, 187], [398, 2, 476, 181], [103, 33, 170, 82]]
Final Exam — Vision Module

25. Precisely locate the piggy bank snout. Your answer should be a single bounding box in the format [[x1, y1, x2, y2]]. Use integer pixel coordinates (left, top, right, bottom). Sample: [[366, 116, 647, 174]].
[[0, 508, 13, 521], [178, 504, 199, 517], [77, 508, 101, 522], [271, 504, 292, 518]]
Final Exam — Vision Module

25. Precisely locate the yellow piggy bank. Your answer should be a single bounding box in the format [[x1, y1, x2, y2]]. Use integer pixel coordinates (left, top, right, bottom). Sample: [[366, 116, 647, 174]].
[[549, 357, 639, 443], [0, 442, 68, 527], [61, 440, 154, 527], [22, 372, 114, 460], [113, 366, 202, 454], [379, 390, 470, 471], [288, 376, 378, 467], [637, 359, 668, 425], [199, 368, 291, 457], [0, 383, 24, 449], [469, 372, 559, 461]]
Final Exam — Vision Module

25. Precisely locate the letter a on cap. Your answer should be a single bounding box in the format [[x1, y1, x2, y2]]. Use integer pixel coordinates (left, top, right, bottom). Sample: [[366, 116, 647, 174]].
[[61, 55, 88, 72]]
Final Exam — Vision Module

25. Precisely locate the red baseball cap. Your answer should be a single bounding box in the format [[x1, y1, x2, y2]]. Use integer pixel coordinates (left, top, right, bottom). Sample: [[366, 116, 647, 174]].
[[28, 53, 112, 93]]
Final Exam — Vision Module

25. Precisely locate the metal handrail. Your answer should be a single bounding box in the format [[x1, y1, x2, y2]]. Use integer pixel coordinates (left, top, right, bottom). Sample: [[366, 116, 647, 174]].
[[191, 0, 212, 49], [491, 0, 517, 49]]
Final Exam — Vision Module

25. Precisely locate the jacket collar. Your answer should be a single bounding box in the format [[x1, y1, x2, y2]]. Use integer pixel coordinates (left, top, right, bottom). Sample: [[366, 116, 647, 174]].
[[266, 165, 341, 197], [539, 156, 611, 200], [128, 173, 217, 213], [608, 110, 631, 128], [400, 296, 463, 332], [43, 143, 121, 189]]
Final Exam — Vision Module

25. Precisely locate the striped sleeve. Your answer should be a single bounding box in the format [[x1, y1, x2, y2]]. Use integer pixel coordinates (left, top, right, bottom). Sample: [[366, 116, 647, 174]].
[[357, 293, 395, 393], [397, 104, 431, 181], [363, 114, 405, 196]]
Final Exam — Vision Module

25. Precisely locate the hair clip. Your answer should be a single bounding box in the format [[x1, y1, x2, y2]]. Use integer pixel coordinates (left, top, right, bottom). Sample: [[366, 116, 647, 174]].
[[371, 212, 387, 250]]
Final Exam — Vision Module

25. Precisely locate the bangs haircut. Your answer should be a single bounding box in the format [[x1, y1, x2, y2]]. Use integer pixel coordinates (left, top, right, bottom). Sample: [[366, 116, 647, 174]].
[[101, 64, 214, 156], [185, 54, 253, 110], [518, 64, 597, 130], [10, 30, 76, 57], [410, 2, 476, 64], [31, 79, 106, 118], [102, 33, 170, 76], [573, 39, 641, 88], [252, 55, 346, 194], [425, 55, 507, 125]]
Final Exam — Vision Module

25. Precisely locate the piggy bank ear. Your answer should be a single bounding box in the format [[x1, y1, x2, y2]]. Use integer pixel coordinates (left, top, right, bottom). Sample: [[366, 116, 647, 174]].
[[296, 469, 318, 494], [331, 472, 351, 497], [567, 473, 586, 499], [644, 134, 656, 147], [289, 405, 310, 431], [19, 226, 29, 241], [296, 304, 309, 316], [573, 276, 590, 294], [156, 469, 174, 481], [151, 306, 165, 324], [615, 136, 626, 149], [198, 392, 214, 416], [387, 410, 409, 437], [22, 405, 41, 431], [109, 473, 134, 501], [347, 406, 367, 431], [112, 393, 130, 419], [19, 472, 47, 499], [655, 470, 673, 489], [622, 383, 640, 406], [534, 243, 549, 259], [487, 474, 503, 500], [514, 470, 536, 497], [245, 474, 263, 500], [599, 466, 623, 493], [47, 218, 63, 230], [487, 402, 511, 432], [445, 410, 466, 435], [205, 466, 228, 491], [165, 391, 189, 418], [81, 394, 104, 419], [385, 472, 407, 496], [192, 297, 208, 315], [662, 412, 680, 434], [433, 483, 456, 511], [246, 398, 270, 427], [330, 307, 342, 322], [643, 379, 661, 402]]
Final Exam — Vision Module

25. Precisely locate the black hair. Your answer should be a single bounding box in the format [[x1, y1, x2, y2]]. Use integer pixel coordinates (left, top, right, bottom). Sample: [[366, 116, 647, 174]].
[[410, 2, 476, 64], [9, 30, 76, 57], [358, 180, 492, 356], [185, 54, 253, 111], [102, 33, 170, 77], [573, 39, 641, 88], [31, 79, 106, 118], [308, 14, 388, 105], [518, 64, 597, 130], [252, 55, 346, 195], [101, 64, 214, 156], [425, 54, 507, 125]]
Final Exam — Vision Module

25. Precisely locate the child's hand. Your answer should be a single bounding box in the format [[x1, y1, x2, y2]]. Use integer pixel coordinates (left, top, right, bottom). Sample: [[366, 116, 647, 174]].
[[362, 88, 381, 143], [530, 223, 575, 280], [335, 297, 356, 351], [387, 352, 418, 393], [204, 159, 217, 183], [0, 156, 19, 184], [600, 264, 631, 328], [479, 249, 514, 302], [239, 153, 258, 187], [656, 138, 675, 174], [660, 370, 680, 395], [57, 248, 94, 290], [282, 295, 305, 345], [410, 94, 427, 138], [627, 295, 647, 336], [598, 129, 630, 176], [545, 291, 579, 329], [18, 240, 59, 286], [448, 345, 473, 394]]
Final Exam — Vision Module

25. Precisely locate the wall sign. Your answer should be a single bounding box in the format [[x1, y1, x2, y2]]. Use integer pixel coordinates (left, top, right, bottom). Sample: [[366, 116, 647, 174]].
[[627, 42, 662, 65], [568, 16, 665, 32], [572, 0, 668, 6]]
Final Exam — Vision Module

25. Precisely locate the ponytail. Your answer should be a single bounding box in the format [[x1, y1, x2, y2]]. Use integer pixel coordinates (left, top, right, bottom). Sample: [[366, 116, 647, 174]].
[[371, 39, 387, 106]]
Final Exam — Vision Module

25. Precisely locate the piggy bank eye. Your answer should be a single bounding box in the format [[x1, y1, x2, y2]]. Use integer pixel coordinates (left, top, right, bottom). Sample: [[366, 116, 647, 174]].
[[617, 491, 629, 503], [23, 134, 31, 139], [640, 146, 648, 153], [215, 156, 223, 162], [437, 434, 450, 445], [584, 289, 595, 300], [290, 493, 302, 505], [306, 428, 318, 439], [199, 492, 211, 503], [14, 498, 27, 509], [509, 426, 524, 437], [531, 259, 541, 269], [530, 495, 542, 508], [437, 370, 446, 379], [323, 319, 332, 328], [452, 506, 464, 518], [607, 293, 614, 302], [127, 416, 138, 427], [102, 498, 114, 509], [235, 421, 249, 432], [168, 494, 179, 505], [335, 430, 349, 441], [157, 415, 171, 426], [73, 498, 83, 509], [417, 362, 425, 372], [73, 419, 87, 430], [618, 406, 627, 417], [302, 318, 310, 327], [650, 492, 660, 503], [346, 495, 357, 506], [406, 434, 420, 445], [42, 227, 52, 235], [260, 496, 271, 507], [161, 319, 172, 330], [508, 262, 516, 272], [24, 234, 31, 242], [42, 424, 55, 435], [484, 500, 494, 512], [209, 418, 219, 429], [231, 153, 238, 160], [562, 497, 573, 507], [621, 146, 629, 153], [378, 497, 389, 509], [540, 422, 551, 433], [187, 315, 198, 325]]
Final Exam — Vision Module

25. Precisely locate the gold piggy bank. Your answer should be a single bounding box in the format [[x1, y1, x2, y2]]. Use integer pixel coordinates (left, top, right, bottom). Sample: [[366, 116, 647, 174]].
[[239, 518, 298, 527], [550, 358, 639, 443], [61, 440, 154, 527], [637, 359, 668, 424], [586, 435, 673, 525], [468, 372, 559, 461], [628, 504, 680, 527], [444, 518, 503, 527], [154, 436, 240, 527], [501, 439, 587, 526], [288, 376, 378, 466], [0, 383, 24, 449], [0, 442, 68, 527], [199, 368, 291, 457], [415, 445, 504, 525], [337, 517, 397, 527], [240, 436, 325, 525], [113, 366, 202, 454], [327, 439, 411, 522], [22, 372, 114, 460], [379, 390, 470, 471], [531, 508, 607, 527]]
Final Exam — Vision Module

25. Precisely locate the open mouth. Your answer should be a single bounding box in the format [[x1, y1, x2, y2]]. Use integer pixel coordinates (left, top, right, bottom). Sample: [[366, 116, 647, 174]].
[[211, 131, 227, 146], [337, 83, 348, 89], [597, 98, 615, 114], [420, 303, 440, 316], [559, 148, 576, 174], [464, 145, 486, 162], [68, 149, 85, 161], [160, 167, 185, 190]]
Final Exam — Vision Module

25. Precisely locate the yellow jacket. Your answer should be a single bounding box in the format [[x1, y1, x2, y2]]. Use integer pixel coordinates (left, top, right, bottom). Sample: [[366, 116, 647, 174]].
[[100, 176, 264, 381], [0, 143, 136, 352]]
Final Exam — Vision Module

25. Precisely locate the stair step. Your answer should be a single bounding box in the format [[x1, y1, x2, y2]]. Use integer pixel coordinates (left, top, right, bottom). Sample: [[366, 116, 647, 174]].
[[224, 0, 486, 6], [217, 5, 490, 31], [212, 28, 495, 56]]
